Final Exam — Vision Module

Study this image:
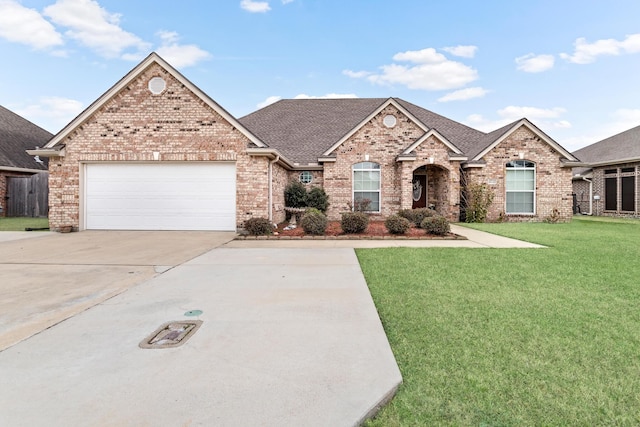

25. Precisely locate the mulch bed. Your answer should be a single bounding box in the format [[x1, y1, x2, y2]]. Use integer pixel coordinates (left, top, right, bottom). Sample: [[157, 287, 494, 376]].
[[236, 221, 465, 240]]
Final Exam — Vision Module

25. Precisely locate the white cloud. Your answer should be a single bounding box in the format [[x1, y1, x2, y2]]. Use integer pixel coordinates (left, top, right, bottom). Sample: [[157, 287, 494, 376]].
[[156, 30, 211, 68], [560, 33, 640, 64], [0, 0, 63, 49], [442, 45, 477, 58], [498, 106, 567, 120], [282, 0, 294, 3], [44, 0, 150, 59], [257, 95, 282, 109], [342, 70, 371, 78], [15, 97, 84, 133], [438, 87, 488, 102], [346, 48, 478, 91], [515, 53, 555, 73], [393, 47, 447, 63], [293, 93, 358, 99], [240, 0, 271, 13], [465, 106, 570, 133]]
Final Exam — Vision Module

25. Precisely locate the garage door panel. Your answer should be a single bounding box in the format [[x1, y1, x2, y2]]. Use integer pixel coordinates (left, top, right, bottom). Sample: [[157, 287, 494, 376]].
[[85, 163, 236, 231]]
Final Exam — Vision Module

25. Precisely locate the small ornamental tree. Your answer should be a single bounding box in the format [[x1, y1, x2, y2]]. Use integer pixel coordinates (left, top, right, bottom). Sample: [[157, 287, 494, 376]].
[[306, 187, 329, 213], [284, 180, 308, 209], [464, 183, 495, 223]]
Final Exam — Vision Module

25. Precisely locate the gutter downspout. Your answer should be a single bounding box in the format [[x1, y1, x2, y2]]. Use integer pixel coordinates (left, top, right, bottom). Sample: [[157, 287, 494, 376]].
[[582, 176, 593, 215], [268, 155, 280, 222]]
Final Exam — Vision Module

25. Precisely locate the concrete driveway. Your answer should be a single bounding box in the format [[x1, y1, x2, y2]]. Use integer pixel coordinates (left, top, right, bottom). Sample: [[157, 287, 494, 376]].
[[0, 230, 236, 350], [0, 232, 402, 426]]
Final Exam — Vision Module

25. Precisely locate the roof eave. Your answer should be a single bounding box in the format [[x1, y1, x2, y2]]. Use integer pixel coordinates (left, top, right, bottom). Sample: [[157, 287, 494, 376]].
[[472, 119, 579, 163], [26, 147, 65, 157], [0, 166, 48, 174]]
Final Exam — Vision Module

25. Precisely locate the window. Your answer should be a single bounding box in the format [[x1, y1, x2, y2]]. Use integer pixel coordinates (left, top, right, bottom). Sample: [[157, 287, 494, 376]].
[[299, 171, 313, 184], [506, 160, 535, 214], [605, 167, 637, 212], [353, 162, 380, 212], [605, 176, 617, 210]]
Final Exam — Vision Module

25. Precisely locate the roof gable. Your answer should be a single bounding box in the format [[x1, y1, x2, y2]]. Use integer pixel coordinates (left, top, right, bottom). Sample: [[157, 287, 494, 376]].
[[321, 98, 431, 157], [472, 118, 579, 162], [0, 105, 51, 170], [44, 52, 264, 150], [402, 128, 463, 155]]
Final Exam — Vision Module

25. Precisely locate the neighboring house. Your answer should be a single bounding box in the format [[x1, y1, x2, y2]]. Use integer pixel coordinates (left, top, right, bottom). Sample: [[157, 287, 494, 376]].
[[572, 125, 640, 217], [31, 53, 579, 232], [0, 105, 51, 217]]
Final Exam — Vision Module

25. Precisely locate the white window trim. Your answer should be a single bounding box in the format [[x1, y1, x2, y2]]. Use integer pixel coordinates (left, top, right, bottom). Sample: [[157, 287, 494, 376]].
[[352, 162, 381, 213], [505, 160, 536, 215]]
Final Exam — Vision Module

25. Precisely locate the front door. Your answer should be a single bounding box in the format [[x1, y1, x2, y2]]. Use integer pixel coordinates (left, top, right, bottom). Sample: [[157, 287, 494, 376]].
[[412, 175, 427, 209]]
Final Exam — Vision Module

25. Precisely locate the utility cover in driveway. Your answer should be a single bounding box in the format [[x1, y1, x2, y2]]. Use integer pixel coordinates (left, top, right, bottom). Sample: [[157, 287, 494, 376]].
[[85, 163, 236, 231], [139, 320, 203, 349]]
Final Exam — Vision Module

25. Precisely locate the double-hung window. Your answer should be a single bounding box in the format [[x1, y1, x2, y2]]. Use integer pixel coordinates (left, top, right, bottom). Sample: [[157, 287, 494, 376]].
[[353, 162, 381, 212], [506, 160, 535, 214]]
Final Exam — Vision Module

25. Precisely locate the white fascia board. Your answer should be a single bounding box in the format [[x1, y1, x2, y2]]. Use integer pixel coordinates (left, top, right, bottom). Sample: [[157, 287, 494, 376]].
[[45, 52, 266, 149], [26, 148, 65, 157], [246, 148, 295, 169], [473, 119, 579, 162], [0, 166, 47, 173], [321, 98, 430, 157]]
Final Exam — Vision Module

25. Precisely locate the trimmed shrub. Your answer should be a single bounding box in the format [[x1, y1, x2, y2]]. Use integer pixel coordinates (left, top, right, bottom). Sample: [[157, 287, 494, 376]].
[[244, 217, 273, 235], [300, 208, 328, 235], [341, 212, 369, 234], [348, 198, 372, 212], [421, 215, 450, 236], [385, 215, 411, 235], [284, 180, 307, 208], [306, 187, 329, 213], [398, 208, 437, 227]]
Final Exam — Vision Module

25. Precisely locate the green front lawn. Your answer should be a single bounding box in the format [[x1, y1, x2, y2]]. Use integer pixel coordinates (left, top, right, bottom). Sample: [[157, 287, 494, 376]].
[[359, 216, 640, 426], [0, 217, 49, 231]]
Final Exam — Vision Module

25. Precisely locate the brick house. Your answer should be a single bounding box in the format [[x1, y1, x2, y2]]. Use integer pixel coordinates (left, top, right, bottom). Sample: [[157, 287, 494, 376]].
[[572, 125, 640, 217], [1, 105, 51, 217], [31, 53, 579, 231]]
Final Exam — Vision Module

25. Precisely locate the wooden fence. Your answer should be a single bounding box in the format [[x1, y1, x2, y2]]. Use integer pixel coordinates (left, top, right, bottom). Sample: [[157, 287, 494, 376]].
[[4, 173, 49, 217]]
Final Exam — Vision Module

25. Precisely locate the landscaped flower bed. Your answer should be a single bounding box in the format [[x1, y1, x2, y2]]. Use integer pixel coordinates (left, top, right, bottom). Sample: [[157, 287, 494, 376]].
[[236, 221, 465, 240]]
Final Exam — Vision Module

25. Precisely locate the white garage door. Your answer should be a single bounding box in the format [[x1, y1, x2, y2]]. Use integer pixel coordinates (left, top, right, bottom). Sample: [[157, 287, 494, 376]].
[[85, 163, 236, 231]]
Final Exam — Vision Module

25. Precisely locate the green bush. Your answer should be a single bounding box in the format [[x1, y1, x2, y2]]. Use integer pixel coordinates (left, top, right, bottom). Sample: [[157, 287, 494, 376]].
[[244, 217, 273, 235], [385, 215, 411, 234], [421, 215, 450, 235], [398, 208, 437, 227], [464, 183, 494, 223], [306, 187, 329, 213], [300, 208, 328, 235], [284, 180, 307, 208], [341, 212, 369, 234]]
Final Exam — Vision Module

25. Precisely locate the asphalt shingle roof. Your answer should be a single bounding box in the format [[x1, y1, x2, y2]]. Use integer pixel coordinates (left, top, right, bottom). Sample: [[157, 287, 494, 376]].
[[0, 105, 52, 170], [238, 97, 491, 165], [572, 124, 640, 165]]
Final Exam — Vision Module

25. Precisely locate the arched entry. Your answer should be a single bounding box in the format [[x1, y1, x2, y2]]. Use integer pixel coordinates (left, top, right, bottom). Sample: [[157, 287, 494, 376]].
[[411, 164, 450, 214]]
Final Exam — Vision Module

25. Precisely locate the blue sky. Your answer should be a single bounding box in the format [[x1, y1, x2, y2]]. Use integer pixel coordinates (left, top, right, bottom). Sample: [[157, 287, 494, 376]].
[[1, 0, 640, 151]]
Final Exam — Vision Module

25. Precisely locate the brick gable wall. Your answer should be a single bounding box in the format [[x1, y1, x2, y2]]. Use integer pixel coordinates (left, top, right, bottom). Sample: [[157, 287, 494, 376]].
[[465, 125, 573, 222], [47, 63, 268, 231]]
